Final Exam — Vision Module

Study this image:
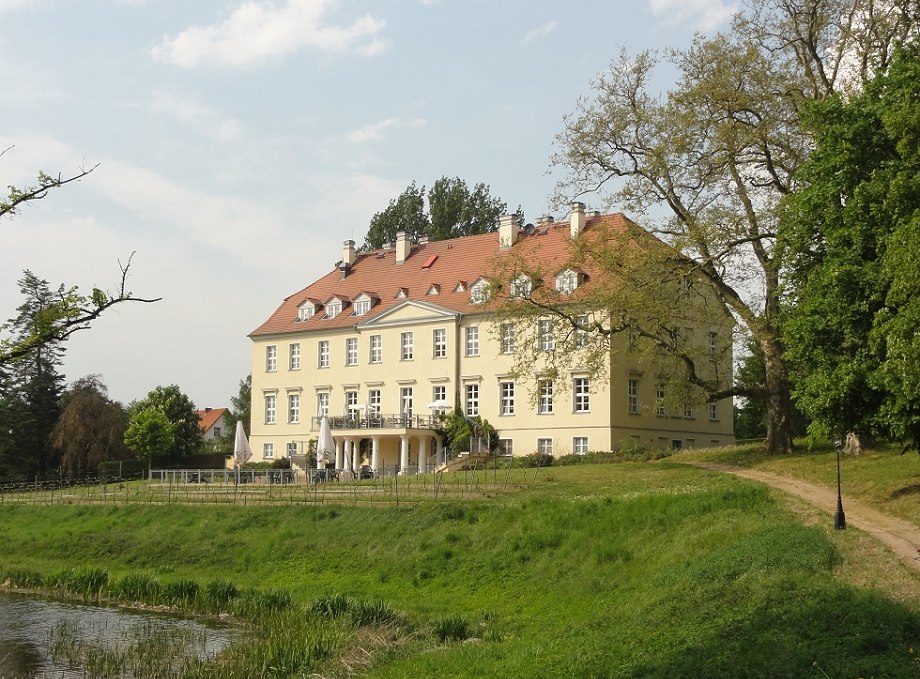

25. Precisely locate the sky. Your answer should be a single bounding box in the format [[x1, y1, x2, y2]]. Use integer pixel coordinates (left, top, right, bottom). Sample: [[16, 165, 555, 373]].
[[1, 0, 737, 409]]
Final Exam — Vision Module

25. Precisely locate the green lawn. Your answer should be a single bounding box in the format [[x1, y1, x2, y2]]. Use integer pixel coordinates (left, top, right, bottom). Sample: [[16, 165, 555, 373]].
[[1, 461, 919, 677]]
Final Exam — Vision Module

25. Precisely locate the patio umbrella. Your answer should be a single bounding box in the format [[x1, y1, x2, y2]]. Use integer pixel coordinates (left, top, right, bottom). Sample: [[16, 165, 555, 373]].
[[317, 415, 336, 470], [426, 399, 450, 411], [233, 420, 252, 467]]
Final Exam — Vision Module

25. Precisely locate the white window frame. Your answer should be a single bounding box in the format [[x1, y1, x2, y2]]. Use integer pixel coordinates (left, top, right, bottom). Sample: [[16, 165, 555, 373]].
[[401, 332, 414, 361], [298, 305, 314, 321], [498, 439, 513, 456], [573, 436, 589, 454], [510, 274, 532, 299], [368, 389, 381, 415], [400, 387, 414, 418], [433, 385, 446, 405], [318, 340, 330, 368], [326, 302, 341, 319], [263, 442, 274, 459], [345, 337, 358, 366], [537, 438, 553, 455], [317, 392, 329, 417], [265, 394, 276, 425], [500, 381, 515, 416], [628, 379, 640, 414], [289, 343, 300, 371], [465, 326, 479, 357], [709, 401, 719, 421], [538, 379, 554, 414], [433, 328, 447, 358], [709, 331, 718, 356], [500, 322, 516, 354], [369, 335, 382, 364], [465, 383, 479, 417], [575, 315, 589, 349], [573, 377, 590, 413], [556, 270, 578, 294], [470, 280, 489, 304], [266, 345, 277, 372], [656, 383, 667, 416], [345, 390, 359, 417], [288, 393, 300, 424], [353, 299, 371, 316], [286, 441, 297, 457], [538, 319, 554, 351]]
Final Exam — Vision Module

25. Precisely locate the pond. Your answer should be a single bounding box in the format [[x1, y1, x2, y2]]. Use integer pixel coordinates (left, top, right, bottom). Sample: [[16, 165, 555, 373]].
[[0, 591, 238, 678]]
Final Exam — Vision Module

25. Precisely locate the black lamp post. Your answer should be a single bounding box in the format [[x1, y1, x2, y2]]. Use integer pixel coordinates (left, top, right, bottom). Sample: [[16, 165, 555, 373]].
[[833, 437, 846, 530]]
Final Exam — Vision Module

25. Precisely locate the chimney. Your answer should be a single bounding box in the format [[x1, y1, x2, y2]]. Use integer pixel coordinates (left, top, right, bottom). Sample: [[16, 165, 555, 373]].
[[498, 214, 521, 250], [569, 202, 586, 237], [396, 231, 410, 264], [536, 215, 555, 226], [342, 239, 356, 266]]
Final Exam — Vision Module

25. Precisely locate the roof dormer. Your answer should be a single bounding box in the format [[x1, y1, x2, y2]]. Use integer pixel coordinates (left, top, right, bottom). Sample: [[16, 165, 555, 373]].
[[323, 295, 350, 319], [297, 298, 322, 321], [470, 278, 490, 305], [510, 274, 533, 299], [352, 291, 379, 316], [555, 268, 587, 294]]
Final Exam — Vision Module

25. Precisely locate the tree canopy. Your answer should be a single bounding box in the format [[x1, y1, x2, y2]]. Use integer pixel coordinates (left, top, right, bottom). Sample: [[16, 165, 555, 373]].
[[782, 38, 920, 449], [127, 385, 202, 462], [362, 176, 508, 250], [540, 0, 917, 453]]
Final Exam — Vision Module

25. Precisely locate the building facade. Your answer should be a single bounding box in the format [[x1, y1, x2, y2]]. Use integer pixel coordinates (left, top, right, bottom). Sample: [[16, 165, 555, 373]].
[[248, 205, 734, 473]]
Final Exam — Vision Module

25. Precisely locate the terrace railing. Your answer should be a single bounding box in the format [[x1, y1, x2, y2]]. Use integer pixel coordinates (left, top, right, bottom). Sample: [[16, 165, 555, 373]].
[[312, 413, 442, 431]]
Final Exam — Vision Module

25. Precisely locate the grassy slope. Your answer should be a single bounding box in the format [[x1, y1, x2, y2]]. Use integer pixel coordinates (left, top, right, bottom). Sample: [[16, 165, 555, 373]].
[[1, 463, 919, 677], [676, 441, 920, 524]]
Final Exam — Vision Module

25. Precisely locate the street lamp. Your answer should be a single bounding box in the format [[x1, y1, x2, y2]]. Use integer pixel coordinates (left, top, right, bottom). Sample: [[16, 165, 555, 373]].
[[833, 437, 846, 530]]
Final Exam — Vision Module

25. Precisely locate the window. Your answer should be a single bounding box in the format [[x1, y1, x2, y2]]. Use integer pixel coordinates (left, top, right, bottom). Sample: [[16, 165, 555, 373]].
[[369, 335, 382, 364], [265, 394, 276, 424], [556, 270, 578, 294], [345, 337, 358, 366], [317, 392, 329, 417], [498, 439, 514, 456], [656, 383, 667, 416], [326, 302, 341, 319], [684, 403, 694, 418], [500, 323, 516, 354], [500, 381, 515, 416], [538, 379, 554, 414], [286, 441, 297, 457], [708, 331, 718, 356], [470, 280, 489, 304], [538, 319, 554, 351], [368, 389, 381, 415], [433, 328, 446, 358], [465, 384, 479, 416], [401, 332, 414, 360], [353, 299, 370, 316], [345, 391, 359, 417], [709, 401, 719, 421], [573, 436, 589, 454], [266, 345, 277, 372], [510, 275, 532, 299], [213, 427, 221, 437], [288, 393, 300, 424], [465, 326, 479, 357], [433, 385, 446, 405], [575, 315, 589, 348], [298, 305, 314, 321], [628, 379, 639, 414], [289, 343, 300, 370], [574, 377, 590, 413], [537, 438, 553, 455], [263, 442, 274, 459], [400, 387, 413, 418], [318, 341, 330, 368]]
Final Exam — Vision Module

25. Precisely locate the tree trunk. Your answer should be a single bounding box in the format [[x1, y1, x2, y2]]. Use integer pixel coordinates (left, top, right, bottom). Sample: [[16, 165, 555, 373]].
[[762, 337, 794, 454]]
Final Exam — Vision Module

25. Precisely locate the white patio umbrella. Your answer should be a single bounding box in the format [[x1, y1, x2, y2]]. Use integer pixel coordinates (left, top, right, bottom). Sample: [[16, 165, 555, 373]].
[[317, 415, 336, 470], [426, 399, 450, 411], [233, 420, 252, 467]]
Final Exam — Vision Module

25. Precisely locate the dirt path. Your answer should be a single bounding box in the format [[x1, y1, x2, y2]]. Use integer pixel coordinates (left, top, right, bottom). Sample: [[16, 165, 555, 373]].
[[685, 462, 920, 572]]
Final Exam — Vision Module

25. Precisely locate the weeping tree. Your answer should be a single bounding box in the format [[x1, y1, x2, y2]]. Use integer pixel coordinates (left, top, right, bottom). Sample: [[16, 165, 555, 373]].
[[544, 0, 917, 453]]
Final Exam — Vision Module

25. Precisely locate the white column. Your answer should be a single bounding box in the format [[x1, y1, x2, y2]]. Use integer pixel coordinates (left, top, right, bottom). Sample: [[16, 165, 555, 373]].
[[418, 436, 429, 475], [399, 435, 409, 474], [335, 439, 343, 470], [351, 439, 360, 471], [437, 438, 446, 466], [343, 439, 353, 473], [371, 437, 380, 473]]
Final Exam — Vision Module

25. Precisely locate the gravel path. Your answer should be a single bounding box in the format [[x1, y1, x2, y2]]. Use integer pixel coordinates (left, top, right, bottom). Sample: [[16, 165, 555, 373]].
[[686, 462, 920, 573]]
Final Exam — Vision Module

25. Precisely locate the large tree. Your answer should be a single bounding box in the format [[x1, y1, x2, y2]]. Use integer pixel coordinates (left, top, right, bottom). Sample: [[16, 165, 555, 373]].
[[544, 0, 916, 453], [362, 176, 507, 250], [782, 38, 920, 449], [51, 375, 130, 476], [127, 385, 202, 462]]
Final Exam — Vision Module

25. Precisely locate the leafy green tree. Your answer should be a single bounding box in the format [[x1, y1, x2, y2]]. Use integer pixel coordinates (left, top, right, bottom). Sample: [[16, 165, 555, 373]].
[[362, 177, 506, 250], [438, 409, 498, 454], [542, 0, 917, 454], [224, 374, 252, 437], [124, 407, 175, 465], [127, 385, 202, 461], [1, 147, 97, 219], [51, 375, 130, 476], [782, 39, 920, 449]]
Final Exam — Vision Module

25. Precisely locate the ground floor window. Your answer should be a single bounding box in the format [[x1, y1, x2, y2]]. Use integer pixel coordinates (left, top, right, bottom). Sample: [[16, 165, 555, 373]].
[[498, 439, 513, 456], [573, 436, 588, 454], [537, 438, 553, 455], [286, 441, 297, 457], [263, 442, 274, 459]]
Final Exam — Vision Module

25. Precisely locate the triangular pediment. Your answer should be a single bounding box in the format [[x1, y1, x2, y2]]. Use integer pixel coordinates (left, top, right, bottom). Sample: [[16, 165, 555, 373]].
[[356, 299, 459, 329]]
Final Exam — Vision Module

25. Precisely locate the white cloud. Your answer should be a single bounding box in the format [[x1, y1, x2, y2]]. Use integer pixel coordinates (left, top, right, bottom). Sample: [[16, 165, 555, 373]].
[[346, 117, 426, 144], [648, 0, 736, 31], [521, 20, 558, 46], [148, 91, 241, 143], [150, 0, 387, 68], [0, 0, 40, 11]]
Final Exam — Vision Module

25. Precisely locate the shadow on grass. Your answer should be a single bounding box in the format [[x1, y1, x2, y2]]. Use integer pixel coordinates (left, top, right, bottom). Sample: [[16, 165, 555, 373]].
[[890, 484, 920, 499]]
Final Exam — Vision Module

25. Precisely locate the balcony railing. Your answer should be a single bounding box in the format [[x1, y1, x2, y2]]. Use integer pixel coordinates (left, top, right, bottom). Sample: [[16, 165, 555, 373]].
[[312, 413, 442, 431]]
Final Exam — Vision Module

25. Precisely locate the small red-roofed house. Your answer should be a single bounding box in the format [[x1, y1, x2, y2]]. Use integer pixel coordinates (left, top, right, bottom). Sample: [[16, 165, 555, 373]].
[[196, 407, 230, 441]]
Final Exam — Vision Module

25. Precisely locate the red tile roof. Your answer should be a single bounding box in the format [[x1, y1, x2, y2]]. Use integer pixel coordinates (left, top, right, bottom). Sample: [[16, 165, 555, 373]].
[[196, 407, 228, 433], [249, 214, 633, 338]]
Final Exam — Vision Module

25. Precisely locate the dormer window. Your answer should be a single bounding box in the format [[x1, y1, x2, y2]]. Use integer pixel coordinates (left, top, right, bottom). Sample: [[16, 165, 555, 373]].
[[454, 281, 467, 293], [395, 287, 408, 299], [353, 299, 370, 315], [555, 269, 580, 294], [297, 300, 319, 321], [325, 303, 341, 319], [470, 279, 490, 304], [427, 284, 440, 296], [510, 274, 533, 299]]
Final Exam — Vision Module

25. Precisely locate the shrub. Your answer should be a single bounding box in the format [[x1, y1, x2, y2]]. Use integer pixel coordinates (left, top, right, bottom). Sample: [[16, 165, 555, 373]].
[[205, 579, 240, 609], [111, 573, 161, 602], [162, 578, 199, 606], [349, 600, 401, 627], [309, 593, 352, 618], [433, 613, 472, 642]]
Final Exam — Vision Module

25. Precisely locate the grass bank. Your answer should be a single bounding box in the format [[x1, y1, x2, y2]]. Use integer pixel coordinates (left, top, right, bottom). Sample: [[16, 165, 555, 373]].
[[1, 462, 919, 677]]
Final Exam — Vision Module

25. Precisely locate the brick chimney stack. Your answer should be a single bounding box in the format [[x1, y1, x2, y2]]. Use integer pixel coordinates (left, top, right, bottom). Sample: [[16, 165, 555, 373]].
[[498, 214, 521, 250]]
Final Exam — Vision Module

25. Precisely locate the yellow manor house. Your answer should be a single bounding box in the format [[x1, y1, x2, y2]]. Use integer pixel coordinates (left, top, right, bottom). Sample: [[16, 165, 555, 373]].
[[248, 204, 734, 475]]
